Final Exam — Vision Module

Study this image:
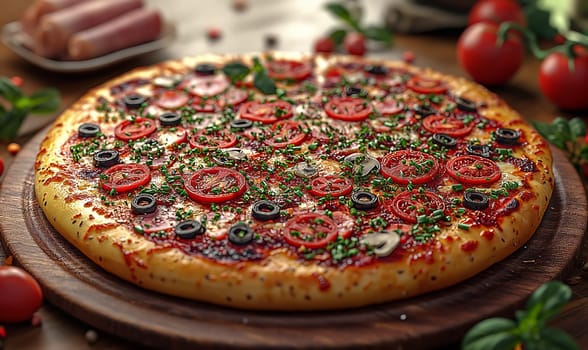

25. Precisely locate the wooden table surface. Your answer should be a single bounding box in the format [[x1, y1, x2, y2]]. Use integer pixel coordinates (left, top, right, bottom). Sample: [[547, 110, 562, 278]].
[[0, 1, 586, 349]]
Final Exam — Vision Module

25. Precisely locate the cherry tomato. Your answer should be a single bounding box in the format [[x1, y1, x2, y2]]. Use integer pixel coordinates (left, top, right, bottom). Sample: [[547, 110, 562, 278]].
[[539, 50, 588, 110], [324, 97, 373, 121], [154, 90, 189, 109], [446, 155, 501, 185], [239, 100, 293, 124], [343, 32, 366, 56], [184, 167, 247, 203], [309, 175, 353, 197], [406, 77, 447, 94], [114, 118, 157, 141], [0, 157, 4, 177], [422, 115, 474, 137], [380, 150, 439, 185], [390, 190, 445, 224], [468, 0, 526, 27], [0, 266, 43, 323], [189, 129, 237, 149], [263, 120, 306, 148], [457, 22, 524, 86], [284, 213, 338, 249], [314, 37, 335, 54], [266, 60, 312, 81], [101, 163, 151, 193]]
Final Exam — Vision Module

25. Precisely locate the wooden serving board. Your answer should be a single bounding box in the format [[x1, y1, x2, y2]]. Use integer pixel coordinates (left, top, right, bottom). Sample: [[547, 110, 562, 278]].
[[0, 130, 586, 350]]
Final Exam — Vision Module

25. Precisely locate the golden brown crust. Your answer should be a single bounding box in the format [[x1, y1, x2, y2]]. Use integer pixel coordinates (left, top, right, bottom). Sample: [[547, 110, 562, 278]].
[[35, 53, 553, 310]]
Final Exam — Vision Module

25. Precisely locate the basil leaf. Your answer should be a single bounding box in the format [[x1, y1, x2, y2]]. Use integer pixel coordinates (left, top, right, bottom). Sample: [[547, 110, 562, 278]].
[[0, 109, 27, 140], [579, 146, 588, 162], [24, 89, 61, 114], [362, 25, 393, 45], [538, 327, 580, 350], [222, 62, 251, 83], [569, 117, 587, 138], [325, 2, 361, 31], [524, 6, 559, 40], [462, 318, 520, 350], [532, 121, 567, 150], [254, 72, 276, 95], [329, 28, 348, 46], [526, 281, 572, 323], [0, 77, 24, 103]]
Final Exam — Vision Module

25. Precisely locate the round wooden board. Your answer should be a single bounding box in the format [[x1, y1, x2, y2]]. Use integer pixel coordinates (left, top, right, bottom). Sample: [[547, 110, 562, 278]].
[[1, 129, 586, 350]]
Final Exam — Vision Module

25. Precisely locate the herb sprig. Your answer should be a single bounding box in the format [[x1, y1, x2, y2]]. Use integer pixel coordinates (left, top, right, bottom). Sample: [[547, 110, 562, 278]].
[[221, 58, 276, 95], [462, 281, 578, 350], [0, 77, 61, 140], [532, 117, 588, 173], [324, 2, 392, 47]]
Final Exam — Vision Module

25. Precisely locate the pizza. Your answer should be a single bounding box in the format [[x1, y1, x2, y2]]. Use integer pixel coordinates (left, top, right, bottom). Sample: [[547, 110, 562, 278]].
[[34, 53, 554, 310]]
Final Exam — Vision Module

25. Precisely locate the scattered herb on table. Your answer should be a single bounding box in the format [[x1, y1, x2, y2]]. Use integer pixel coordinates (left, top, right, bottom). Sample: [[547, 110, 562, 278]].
[[0, 77, 61, 140], [462, 281, 578, 350]]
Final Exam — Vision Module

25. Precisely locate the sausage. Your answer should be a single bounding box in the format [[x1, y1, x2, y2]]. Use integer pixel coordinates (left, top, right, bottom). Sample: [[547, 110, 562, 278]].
[[34, 0, 144, 58], [21, 0, 88, 37], [68, 8, 162, 60]]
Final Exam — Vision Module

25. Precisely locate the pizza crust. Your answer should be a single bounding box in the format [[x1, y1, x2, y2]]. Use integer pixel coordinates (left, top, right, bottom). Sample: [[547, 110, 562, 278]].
[[35, 53, 553, 310]]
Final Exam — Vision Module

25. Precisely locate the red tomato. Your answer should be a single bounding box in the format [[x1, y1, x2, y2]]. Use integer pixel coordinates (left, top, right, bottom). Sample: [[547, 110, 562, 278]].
[[343, 32, 366, 56], [309, 175, 353, 197], [263, 120, 306, 148], [406, 77, 447, 94], [184, 167, 247, 203], [446, 155, 501, 185], [390, 190, 445, 224], [101, 163, 151, 193], [189, 129, 237, 149], [154, 90, 189, 109], [380, 150, 439, 185], [539, 50, 588, 110], [324, 97, 373, 121], [468, 0, 526, 27], [0, 266, 43, 323], [0, 157, 4, 177], [266, 60, 312, 81], [191, 96, 219, 113], [239, 100, 293, 124], [422, 115, 474, 137], [114, 118, 157, 141], [284, 213, 338, 249], [457, 22, 524, 86], [314, 37, 335, 54]]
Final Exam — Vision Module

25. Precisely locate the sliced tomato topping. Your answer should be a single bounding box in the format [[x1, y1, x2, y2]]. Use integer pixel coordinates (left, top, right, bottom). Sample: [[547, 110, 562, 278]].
[[191, 96, 219, 113], [324, 97, 373, 122], [189, 129, 237, 149], [114, 118, 157, 141], [154, 90, 189, 109], [101, 163, 151, 193], [184, 75, 229, 97], [446, 155, 501, 185], [217, 87, 249, 108], [239, 100, 293, 124], [406, 76, 447, 94], [284, 213, 338, 249], [263, 120, 306, 148], [390, 190, 445, 223], [309, 175, 353, 197], [184, 167, 247, 203], [422, 115, 474, 138], [373, 99, 404, 116], [266, 59, 312, 81], [380, 150, 439, 185]]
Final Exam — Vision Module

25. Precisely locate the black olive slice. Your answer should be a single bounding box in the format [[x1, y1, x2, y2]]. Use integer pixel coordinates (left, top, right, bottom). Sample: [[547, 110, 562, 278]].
[[131, 194, 157, 215], [123, 94, 147, 109], [252, 200, 280, 221], [455, 97, 477, 112], [414, 104, 436, 116], [495, 128, 520, 145], [230, 119, 253, 130], [345, 86, 366, 97], [293, 161, 318, 178], [93, 150, 120, 168], [78, 123, 101, 138], [343, 153, 380, 177], [364, 65, 388, 76], [228, 222, 254, 245], [463, 191, 489, 210], [352, 191, 378, 210], [158, 112, 181, 126], [466, 144, 492, 158], [432, 133, 457, 148], [175, 220, 205, 239], [195, 63, 216, 76]]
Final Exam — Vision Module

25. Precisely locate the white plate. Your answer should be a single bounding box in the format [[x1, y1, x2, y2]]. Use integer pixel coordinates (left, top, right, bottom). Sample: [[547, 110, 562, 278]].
[[1, 21, 177, 73]]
